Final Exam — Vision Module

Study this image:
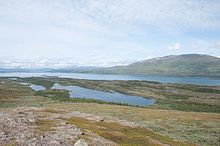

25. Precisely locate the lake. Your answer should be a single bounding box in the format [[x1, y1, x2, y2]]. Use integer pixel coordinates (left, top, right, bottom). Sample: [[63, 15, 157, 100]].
[[30, 84, 46, 91], [51, 83, 155, 106], [1, 72, 220, 86]]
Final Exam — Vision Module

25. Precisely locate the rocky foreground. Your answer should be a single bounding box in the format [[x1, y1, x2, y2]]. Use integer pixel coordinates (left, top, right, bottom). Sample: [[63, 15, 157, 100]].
[[0, 104, 219, 146], [0, 107, 119, 146]]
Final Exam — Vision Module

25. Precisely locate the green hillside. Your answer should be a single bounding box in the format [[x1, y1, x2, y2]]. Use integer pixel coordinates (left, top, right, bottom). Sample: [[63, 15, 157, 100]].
[[88, 54, 220, 77]]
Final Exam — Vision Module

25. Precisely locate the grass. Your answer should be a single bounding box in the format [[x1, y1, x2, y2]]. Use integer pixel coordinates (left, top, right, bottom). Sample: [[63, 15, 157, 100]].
[[66, 116, 195, 146], [0, 78, 50, 108], [158, 92, 190, 99], [1, 77, 220, 113], [34, 89, 70, 99], [35, 119, 56, 134], [156, 99, 220, 113], [172, 84, 220, 94], [22, 77, 55, 89], [49, 103, 220, 146]]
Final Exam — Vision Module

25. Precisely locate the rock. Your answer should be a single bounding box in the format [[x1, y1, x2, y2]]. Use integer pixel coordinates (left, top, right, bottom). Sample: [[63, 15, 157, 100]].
[[0, 107, 117, 146], [40, 135, 45, 140], [29, 138, 38, 146], [74, 139, 88, 146], [51, 140, 61, 145], [0, 131, 7, 139], [27, 119, 35, 123], [60, 121, 67, 126], [27, 112, 34, 118], [17, 111, 27, 117]]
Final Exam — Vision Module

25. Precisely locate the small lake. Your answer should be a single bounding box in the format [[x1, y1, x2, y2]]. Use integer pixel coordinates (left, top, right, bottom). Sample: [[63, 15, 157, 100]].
[[30, 84, 45, 91], [1, 72, 220, 86], [52, 83, 155, 106]]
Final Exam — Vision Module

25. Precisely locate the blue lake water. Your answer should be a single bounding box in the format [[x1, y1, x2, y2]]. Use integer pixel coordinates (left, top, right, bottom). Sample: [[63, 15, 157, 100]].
[[52, 83, 155, 106], [1, 72, 220, 86], [30, 84, 45, 91]]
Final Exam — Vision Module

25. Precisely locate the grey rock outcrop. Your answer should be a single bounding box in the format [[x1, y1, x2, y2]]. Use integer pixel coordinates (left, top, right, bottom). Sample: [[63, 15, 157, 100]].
[[74, 139, 88, 146]]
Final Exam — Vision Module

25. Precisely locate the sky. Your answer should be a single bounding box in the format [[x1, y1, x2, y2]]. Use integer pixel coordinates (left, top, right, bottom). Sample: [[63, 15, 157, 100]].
[[0, 0, 220, 68]]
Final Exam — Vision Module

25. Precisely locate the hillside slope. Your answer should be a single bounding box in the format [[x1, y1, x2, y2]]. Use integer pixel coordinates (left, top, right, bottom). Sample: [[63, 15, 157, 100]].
[[88, 54, 220, 77]]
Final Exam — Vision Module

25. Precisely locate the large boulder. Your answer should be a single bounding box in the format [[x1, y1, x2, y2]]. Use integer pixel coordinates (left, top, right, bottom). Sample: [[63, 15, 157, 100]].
[[74, 139, 88, 146]]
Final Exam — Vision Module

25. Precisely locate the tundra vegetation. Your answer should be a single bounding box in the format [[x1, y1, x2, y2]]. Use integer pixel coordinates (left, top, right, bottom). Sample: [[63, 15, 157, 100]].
[[0, 77, 219, 146]]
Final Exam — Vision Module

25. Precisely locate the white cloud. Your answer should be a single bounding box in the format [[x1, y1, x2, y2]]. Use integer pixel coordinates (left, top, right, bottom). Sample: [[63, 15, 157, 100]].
[[0, 0, 220, 67], [75, 0, 220, 30], [0, 0, 219, 31], [209, 41, 220, 50], [0, 57, 135, 69], [168, 43, 181, 50], [190, 40, 220, 50]]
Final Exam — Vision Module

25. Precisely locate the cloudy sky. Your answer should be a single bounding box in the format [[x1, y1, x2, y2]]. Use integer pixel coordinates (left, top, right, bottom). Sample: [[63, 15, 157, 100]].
[[0, 0, 220, 68]]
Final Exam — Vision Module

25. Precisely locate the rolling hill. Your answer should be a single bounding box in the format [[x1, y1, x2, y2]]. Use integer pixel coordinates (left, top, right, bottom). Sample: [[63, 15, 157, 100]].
[[86, 54, 220, 77]]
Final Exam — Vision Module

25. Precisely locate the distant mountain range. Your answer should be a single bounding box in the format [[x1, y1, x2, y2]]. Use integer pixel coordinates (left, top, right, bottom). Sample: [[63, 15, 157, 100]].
[[0, 54, 220, 77], [0, 68, 52, 73], [81, 54, 220, 77], [0, 66, 99, 73]]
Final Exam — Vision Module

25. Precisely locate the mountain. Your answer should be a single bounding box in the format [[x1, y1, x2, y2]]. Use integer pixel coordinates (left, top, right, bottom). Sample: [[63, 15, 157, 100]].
[[0, 68, 53, 73], [1, 54, 219, 77], [85, 54, 220, 77], [0, 67, 100, 73], [48, 66, 101, 73]]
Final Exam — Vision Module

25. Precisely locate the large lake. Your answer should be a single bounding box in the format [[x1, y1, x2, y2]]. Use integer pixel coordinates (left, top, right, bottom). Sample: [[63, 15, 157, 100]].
[[29, 83, 155, 106], [1, 72, 220, 86], [52, 83, 155, 106]]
